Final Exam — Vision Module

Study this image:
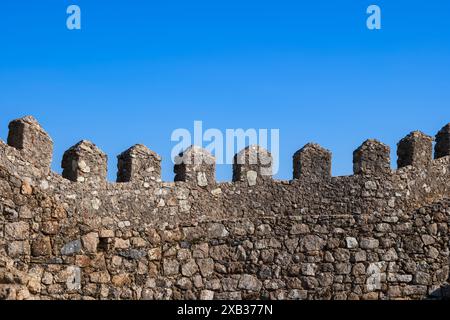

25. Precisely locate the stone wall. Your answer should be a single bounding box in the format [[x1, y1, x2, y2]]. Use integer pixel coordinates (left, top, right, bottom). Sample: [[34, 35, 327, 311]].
[[0, 116, 449, 300]]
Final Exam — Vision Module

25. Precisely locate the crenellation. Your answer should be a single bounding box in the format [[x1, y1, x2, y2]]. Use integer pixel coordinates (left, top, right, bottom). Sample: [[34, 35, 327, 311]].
[[117, 144, 161, 183], [174, 145, 216, 187], [293, 143, 332, 181], [397, 131, 433, 169], [232, 145, 273, 186], [353, 139, 391, 176], [61, 140, 108, 185], [435, 123, 450, 159], [7, 116, 53, 174], [1, 116, 450, 301]]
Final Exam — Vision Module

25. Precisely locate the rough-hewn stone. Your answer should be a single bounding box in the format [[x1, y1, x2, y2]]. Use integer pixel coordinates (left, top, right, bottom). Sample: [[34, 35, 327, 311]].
[[397, 131, 433, 168], [233, 145, 273, 185], [61, 140, 107, 185], [435, 123, 450, 159], [7, 116, 53, 174], [353, 139, 391, 175], [0, 116, 450, 301], [293, 143, 331, 181], [174, 146, 215, 187], [117, 144, 161, 183]]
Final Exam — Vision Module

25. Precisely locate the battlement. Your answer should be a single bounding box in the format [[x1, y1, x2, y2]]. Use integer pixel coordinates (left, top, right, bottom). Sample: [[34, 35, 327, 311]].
[[6, 116, 53, 175], [1, 116, 449, 188], [1, 116, 450, 301]]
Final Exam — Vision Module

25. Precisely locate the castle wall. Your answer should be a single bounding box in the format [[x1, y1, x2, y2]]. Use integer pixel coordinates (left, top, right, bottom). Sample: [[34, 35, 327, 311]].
[[0, 116, 449, 300]]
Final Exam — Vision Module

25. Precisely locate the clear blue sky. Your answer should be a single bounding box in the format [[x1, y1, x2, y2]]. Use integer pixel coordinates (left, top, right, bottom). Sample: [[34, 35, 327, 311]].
[[1, 1, 449, 182]]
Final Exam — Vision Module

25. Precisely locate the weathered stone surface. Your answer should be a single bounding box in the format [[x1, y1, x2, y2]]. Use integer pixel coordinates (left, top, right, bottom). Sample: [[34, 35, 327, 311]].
[[207, 223, 229, 239], [174, 146, 215, 187], [31, 237, 52, 257], [119, 249, 145, 260], [41, 221, 59, 235], [238, 275, 262, 292], [114, 239, 130, 250], [181, 260, 199, 277], [200, 290, 215, 300], [299, 235, 326, 252], [0, 116, 450, 301], [346, 237, 359, 249], [353, 139, 391, 175], [5, 222, 29, 240], [7, 116, 53, 173], [233, 145, 273, 184], [360, 238, 380, 250], [163, 259, 180, 276], [90, 272, 111, 284], [148, 248, 162, 261], [61, 140, 107, 185], [117, 144, 161, 183], [8, 241, 31, 258], [397, 131, 433, 168], [61, 240, 82, 256], [111, 274, 131, 287], [197, 258, 214, 277], [435, 123, 450, 158], [82, 232, 99, 254], [293, 143, 332, 181], [21, 181, 33, 195]]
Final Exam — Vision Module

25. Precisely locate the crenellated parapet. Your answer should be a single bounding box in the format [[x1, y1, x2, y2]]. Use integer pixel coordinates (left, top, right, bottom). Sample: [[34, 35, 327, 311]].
[[174, 145, 216, 187], [233, 145, 273, 186], [1, 116, 450, 188], [397, 131, 433, 168], [117, 144, 161, 184], [1, 116, 450, 301], [435, 123, 450, 159], [7, 116, 53, 174], [293, 143, 331, 181], [353, 139, 391, 176], [61, 140, 108, 185]]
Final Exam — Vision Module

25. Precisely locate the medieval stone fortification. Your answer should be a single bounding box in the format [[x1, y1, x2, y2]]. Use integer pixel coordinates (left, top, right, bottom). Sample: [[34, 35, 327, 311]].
[[0, 115, 449, 300]]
